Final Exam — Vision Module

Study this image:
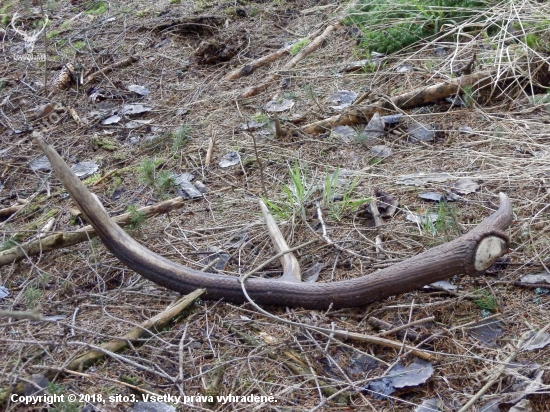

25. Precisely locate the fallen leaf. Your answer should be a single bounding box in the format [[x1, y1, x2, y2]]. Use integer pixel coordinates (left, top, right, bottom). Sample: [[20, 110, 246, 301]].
[[365, 378, 395, 400], [419, 192, 444, 202], [102, 115, 121, 125], [362, 112, 385, 145], [370, 145, 392, 159], [425, 280, 457, 292], [174, 173, 203, 199], [366, 358, 434, 400], [523, 331, 550, 351], [120, 104, 152, 115], [71, 161, 99, 178], [327, 90, 357, 110], [452, 178, 479, 195], [406, 211, 439, 225], [127, 85, 150, 96], [332, 125, 357, 142], [0, 286, 9, 299], [30, 156, 52, 172], [408, 123, 436, 143], [302, 263, 324, 283], [520, 273, 550, 284], [416, 398, 441, 412], [219, 151, 241, 168], [389, 358, 434, 388], [265, 99, 294, 112], [468, 319, 505, 347]]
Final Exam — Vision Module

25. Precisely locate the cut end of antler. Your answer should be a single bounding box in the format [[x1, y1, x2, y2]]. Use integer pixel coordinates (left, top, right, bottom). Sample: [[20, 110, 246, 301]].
[[474, 234, 508, 271]]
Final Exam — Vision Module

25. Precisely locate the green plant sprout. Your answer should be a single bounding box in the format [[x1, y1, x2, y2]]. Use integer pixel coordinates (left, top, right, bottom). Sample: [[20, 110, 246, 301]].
[[474, 289, 498, 312], [264, 164, 370, 222], [126, 205, 147, 229], [171, 125, 191, 152], [290, 38, 310, 55], [85, 1, 107, 15], [263, 160, 317, 220], [137, 158, 175, 197], [322, 168, 370, 221]]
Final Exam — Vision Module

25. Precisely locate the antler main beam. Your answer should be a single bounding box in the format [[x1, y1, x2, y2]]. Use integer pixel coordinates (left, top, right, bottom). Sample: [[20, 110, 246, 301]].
[[33, 135, 513, 309]]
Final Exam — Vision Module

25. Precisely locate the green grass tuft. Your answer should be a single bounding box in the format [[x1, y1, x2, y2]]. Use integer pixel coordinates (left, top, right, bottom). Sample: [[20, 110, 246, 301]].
[[347, 0, 493, 54]]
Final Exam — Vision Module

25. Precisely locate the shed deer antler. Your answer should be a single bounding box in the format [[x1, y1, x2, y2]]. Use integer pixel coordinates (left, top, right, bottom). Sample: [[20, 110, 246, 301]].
[[33, 134, 514, 309], [10, 12, 49, 53]]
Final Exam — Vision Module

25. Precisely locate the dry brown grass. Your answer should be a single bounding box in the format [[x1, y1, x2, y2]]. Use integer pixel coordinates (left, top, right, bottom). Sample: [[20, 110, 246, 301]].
[[1, 0, 550, 411]]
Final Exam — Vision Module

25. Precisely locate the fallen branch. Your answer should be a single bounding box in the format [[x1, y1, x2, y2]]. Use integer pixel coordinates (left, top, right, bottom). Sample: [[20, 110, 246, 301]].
[[0, 196, 188, 267], [240, 24, 336, 98], [225, 27, 324, 81], [84, 56, 139, 84], [0, 204, 24, 220], [301, 71, 494, 134], [0, 308, 42, 321], [66, 289, 203, 370], [225, 44, 294, 81]]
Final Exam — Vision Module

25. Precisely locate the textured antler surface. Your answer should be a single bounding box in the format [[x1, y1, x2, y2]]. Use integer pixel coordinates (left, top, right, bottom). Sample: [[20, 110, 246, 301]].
[[33, 135, 514, 309]]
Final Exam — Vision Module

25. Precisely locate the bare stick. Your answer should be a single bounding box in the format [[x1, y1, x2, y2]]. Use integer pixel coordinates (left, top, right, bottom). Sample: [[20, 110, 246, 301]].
[[370, 196, 384, 228], [65, 289, 203, 371], [0, 196, 189, 266], [224, 44, 294, 81], [301, 71, 494, 134], [0, 204, 24, 219], [84, 56, 139, 84], [0, 308, 42, 321], [240, 25, 336, 98], [375, 316, 434, 338], [205, 132, 216, 167]]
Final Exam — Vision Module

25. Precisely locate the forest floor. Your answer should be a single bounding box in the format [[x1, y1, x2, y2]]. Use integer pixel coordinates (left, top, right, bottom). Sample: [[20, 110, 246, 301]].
[[1, 0, 550, 411]]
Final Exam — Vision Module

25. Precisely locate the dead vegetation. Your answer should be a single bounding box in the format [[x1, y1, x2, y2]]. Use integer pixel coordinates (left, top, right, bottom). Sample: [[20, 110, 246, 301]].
[[1, 0, 550, 411]]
